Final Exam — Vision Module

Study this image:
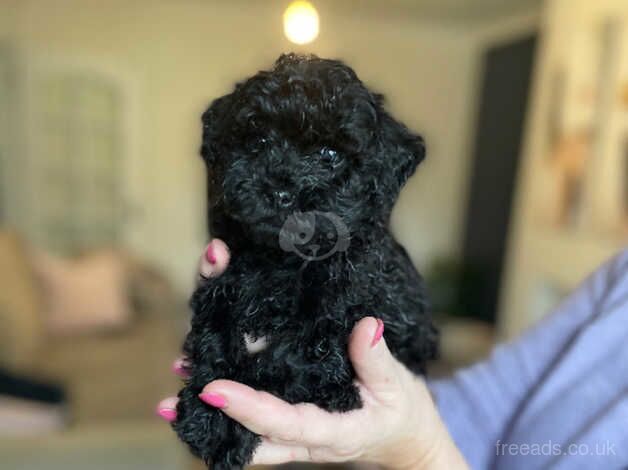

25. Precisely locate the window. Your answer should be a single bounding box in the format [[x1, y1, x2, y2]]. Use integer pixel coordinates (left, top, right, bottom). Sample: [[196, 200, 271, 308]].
[[28, 70, 124, 253]]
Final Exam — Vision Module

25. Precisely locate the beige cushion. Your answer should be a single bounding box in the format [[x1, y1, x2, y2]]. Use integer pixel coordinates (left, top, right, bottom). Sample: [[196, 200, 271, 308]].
[[34, 249, 132, 335], [0, 231, 43, 370]]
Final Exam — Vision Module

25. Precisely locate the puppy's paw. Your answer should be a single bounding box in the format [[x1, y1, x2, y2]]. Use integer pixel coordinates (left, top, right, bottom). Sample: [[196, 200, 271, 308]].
[[174, 385, 260, 468]]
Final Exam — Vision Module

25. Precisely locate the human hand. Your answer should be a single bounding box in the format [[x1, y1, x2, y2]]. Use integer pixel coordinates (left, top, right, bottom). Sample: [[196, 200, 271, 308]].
[[158, 239, 467, 470]]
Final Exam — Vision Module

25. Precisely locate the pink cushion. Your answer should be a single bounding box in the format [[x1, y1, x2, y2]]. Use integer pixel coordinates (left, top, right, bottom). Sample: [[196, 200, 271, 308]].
[[34, 250, 131, 335]]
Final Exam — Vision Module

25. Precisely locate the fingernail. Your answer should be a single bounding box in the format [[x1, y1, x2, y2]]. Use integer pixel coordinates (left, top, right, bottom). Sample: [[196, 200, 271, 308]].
[[205, 243, 216, 264], [172, 359, 188, 377], [157, 407, 177, 422], [199, 392, 227, 408], [371, 318, 384, 347]]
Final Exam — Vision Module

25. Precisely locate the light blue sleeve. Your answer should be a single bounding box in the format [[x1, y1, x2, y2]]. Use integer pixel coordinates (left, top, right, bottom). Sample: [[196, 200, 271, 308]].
[[429, 249, 628, 470]]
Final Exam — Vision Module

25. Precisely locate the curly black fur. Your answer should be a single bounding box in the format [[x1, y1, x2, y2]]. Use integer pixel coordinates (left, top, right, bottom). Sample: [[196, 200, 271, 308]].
[[173, 53, 438, 469]]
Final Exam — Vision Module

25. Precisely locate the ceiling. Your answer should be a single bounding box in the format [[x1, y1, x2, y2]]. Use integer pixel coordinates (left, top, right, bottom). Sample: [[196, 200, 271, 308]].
[[341, 0, 543, 24]]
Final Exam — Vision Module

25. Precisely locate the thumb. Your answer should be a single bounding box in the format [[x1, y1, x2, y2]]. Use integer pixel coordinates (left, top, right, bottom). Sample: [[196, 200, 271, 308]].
[[348, 317, 402, 396]]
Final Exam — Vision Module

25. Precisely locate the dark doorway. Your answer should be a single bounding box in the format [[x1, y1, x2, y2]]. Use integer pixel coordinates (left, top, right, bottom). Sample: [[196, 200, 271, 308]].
[[459, 34, 537, 323]]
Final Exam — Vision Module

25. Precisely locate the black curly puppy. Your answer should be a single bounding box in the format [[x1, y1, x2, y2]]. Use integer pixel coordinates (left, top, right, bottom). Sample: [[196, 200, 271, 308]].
[[173, 53, 438, 469]]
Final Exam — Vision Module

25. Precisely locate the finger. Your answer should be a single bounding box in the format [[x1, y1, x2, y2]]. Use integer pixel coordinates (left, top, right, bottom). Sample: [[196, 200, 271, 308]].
[[198, 239, 230, 279], [199, 380, 344, 446], [172, 357, 189, 378], [348, 317, 402, 398], [251, 438, 311, 466], [156, 396, 179, 422]]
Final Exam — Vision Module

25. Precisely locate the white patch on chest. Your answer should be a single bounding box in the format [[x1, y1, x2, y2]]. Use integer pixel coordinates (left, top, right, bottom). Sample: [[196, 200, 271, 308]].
[[244, 333, 268, 354]]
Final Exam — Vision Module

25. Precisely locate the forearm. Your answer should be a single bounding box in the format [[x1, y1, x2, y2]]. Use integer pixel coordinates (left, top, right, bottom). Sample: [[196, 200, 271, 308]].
[[426, 251, 626, 468]]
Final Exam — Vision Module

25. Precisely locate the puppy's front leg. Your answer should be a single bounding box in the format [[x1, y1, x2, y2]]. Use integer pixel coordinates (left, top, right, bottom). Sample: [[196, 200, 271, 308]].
[[175, 381, 260, 470]]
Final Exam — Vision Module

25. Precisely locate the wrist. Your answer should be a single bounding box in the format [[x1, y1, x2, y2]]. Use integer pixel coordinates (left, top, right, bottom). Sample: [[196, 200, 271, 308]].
[[374, 423, 456, 470], [371, 379, 469, 470], [407, 429, 468, 470]]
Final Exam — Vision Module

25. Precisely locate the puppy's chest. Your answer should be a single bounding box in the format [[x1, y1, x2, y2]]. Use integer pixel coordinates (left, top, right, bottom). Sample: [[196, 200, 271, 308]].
[[234, 277, 333, 356], [228, 251, 376, 356], [243, 333, 268, 354]]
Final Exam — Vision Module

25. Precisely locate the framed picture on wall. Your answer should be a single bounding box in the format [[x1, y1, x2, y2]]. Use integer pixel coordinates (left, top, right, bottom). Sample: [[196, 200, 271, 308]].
[[543, 16, 625, 233]]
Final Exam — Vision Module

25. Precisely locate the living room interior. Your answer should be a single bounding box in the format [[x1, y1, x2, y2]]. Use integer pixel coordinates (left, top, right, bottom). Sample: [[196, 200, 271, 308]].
[[0, 0, 626, 469]]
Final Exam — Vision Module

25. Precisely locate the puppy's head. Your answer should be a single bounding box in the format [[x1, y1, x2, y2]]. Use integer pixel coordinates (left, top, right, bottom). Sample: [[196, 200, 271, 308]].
[[202, 53, 424, 246]]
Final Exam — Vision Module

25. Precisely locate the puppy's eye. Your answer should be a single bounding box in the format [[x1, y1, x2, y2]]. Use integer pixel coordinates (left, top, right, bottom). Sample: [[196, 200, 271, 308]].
[[320, 147, 341, 167], [250, 136, 268, 153]]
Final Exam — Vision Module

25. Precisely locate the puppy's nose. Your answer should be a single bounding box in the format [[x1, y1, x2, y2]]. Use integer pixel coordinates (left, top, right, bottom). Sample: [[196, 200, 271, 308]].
[[274, 190, 294, 209]]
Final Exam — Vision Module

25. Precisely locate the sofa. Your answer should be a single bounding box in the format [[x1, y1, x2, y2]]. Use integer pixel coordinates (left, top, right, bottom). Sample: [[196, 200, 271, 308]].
[[0, 230, 184, 426]]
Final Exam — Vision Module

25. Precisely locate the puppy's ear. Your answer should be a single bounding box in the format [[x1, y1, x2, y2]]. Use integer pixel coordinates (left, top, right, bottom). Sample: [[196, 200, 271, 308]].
[[200, 95, 232, 166], [377, 111, 425, 197]]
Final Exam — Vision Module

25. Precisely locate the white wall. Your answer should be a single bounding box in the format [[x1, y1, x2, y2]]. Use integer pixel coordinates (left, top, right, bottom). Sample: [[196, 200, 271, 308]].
[[1, 0, 480, 290]]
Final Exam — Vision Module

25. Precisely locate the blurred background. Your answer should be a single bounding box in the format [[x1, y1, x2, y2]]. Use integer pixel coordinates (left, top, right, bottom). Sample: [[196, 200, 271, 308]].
[[0, 0, 626, 468]]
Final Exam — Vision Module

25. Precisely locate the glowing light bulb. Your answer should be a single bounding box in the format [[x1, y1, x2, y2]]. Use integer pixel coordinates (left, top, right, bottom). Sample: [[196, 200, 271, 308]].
[[283, 1, 319, 45]]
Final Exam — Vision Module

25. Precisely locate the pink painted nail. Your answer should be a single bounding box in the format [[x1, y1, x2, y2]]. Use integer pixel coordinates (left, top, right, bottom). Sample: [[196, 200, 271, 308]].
[[172, 359, 189, 378], [371, 318, 384, 347], [199, 392, 227, 408], [157, 407, 177, 422], [205, 243, 216, 264]]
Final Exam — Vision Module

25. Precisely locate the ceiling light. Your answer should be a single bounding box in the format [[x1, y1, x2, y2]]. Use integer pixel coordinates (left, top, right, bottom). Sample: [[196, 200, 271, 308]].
[[283, 1, 319, 45]]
